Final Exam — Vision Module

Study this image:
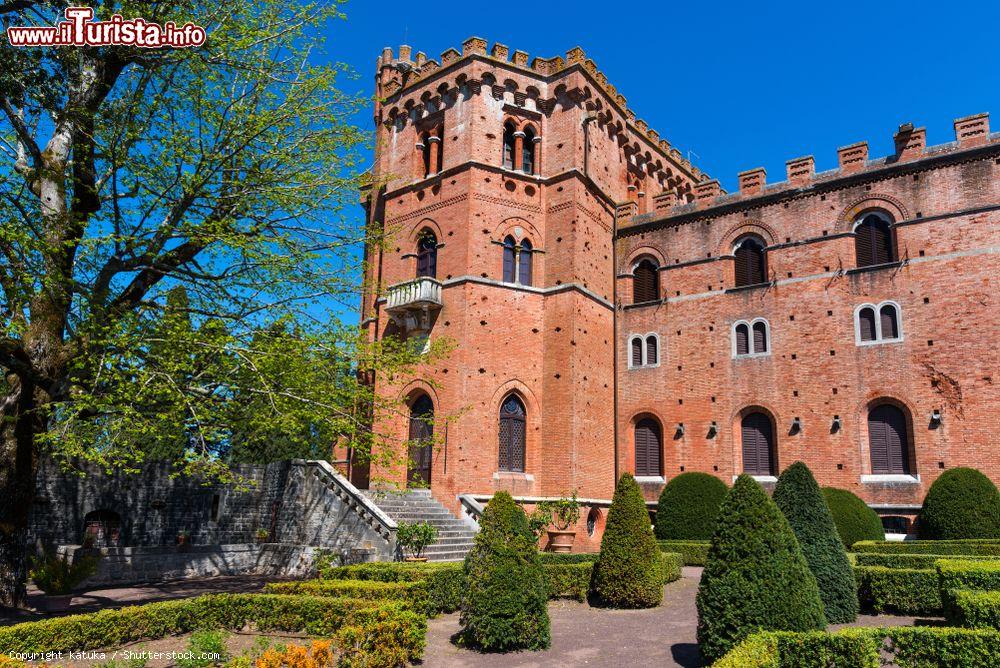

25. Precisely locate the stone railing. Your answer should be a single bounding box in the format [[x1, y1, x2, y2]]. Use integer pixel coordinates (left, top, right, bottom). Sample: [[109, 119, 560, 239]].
[[384, 277, 443, 312], [301, 459, 398, 541], [458, 494, 486, 527]]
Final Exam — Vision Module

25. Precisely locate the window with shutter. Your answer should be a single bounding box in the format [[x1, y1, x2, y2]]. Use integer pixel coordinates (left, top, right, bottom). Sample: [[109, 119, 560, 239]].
[[502, 236, 516, 283], [519, 239, 533, 286], [855, 214, 894, 267], [498, 394, 526, 472], [502, 122, 516, 170], [868, 403, 911, 474], [735, 323, 750, 356], [635, 418, 662, 477], [752, 321, 768, 353], [741, 411, 775, 476], [632, 259, 659, 303], [880, 304, 899, 339], [858, 307, 877, 342], [646, 336, 658, 365], [631, 337, 643, 367], [416, 231, 438, 278], [734, 236, 766, 287], [522, 126, 536, 174]]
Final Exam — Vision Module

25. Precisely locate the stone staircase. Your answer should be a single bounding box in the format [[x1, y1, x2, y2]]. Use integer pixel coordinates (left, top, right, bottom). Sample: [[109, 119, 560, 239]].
[[364, 489, 477, 561]]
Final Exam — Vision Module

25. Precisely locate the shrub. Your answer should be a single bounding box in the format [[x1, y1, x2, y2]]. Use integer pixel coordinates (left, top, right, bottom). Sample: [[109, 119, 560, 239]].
[[536, 552, 598, 564], [660, 552, 683, 583], [542, 563, 592, 602], [946, 589, 1000, 629], [937, 559, 1000, 604], [919, 467, 1000, 540], [656, 540, 709, 566], [773, 462, 858, 623], [822, 487, 885, 548], [696, 474, 826, 664], [852, 540, 1000, 556], [854, 552, 1000, 569], [178, 630, 229, 668], [460, 491, 550, 651], [854, 566, 942, 615], [395, 521, 438, 559], [589, 473, 663, 608], [255, 640, 334, 668], [264, 579, 429, 613], [653, 472, 728, 540], [29, 552, 99, 595]]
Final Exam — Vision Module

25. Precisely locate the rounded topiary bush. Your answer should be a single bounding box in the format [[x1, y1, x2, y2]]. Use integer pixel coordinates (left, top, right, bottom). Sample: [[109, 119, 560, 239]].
[[589, 473, 663, 608], [654, 472, 728, 540], [773, 462, 858, 624], [919, 467, 1000, 540], [822, 487, 885, 548], [697, 474, 826, 664], [460, 491, 550, 651]]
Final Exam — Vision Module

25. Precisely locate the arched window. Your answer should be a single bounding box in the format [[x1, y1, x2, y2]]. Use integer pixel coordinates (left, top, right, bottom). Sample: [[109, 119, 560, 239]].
[[634, 417, 662, 477], [854, 213, 895, 268], [868, 403, 912, 475], [632, 258, 659, 303], [416, 230, 437, 278], [83, 509, 122, 547], [519, 239, 533, 285], [498, 394, 526, 472], [502, 122, 516, 170], [646, 335, 658, 365], [855, 301, 903, 345], [733, 319, 769, 357], [734, 235, 767, 287], [522, 126, 537, 174], [418, 131, 431, 177], [407, 394, 434, 485], [630, 336, 643, 367], [502, 235, 516, 283], [742, 411, 776, 476]]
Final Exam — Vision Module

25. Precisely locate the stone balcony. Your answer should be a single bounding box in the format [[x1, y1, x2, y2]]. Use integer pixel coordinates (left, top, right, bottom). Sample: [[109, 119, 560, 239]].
[[384, 277, 443, 331]]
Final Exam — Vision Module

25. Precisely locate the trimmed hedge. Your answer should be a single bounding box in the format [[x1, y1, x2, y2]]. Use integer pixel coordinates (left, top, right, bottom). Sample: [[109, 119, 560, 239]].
[[0, 594, 425, 666], [774, 462, 859, 623], [946, 589, 1000, 629], [714, 627, 1000, 668], [854, 552, 1000, 569], [656, 540, 709, 566], [919, 467, 1000, 540], [853, 540, 1000, 556], [937, 559, 1000, 601], [696, 474, 826, 664], [542, 563, 592, 602], [264, 580, 429, 612], [854, 566, 942, 615], [536, 552, 599, 564], [660, 552, 683, 583], [589, 473, 664, 608], [653, 471, 728, 540], [822, 487, 885, 548]]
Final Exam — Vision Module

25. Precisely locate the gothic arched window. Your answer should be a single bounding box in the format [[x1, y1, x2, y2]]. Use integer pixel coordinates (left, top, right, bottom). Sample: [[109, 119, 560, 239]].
[[498, 394, 526, 472], [416, 230, 438, 278]]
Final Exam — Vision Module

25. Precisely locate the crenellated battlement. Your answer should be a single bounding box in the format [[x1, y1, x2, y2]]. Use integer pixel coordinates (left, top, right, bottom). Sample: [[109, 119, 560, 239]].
[[374, 38, 706, 182], [635, 113, 995, 222]]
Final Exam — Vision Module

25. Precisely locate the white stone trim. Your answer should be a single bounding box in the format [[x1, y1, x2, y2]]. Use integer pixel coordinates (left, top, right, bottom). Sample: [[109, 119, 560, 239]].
[[731, 317, 771, 358], [854, 300, 904, 346], [634, 476, 666, 484], [860, 474, 921, 484], [627, 332, 661, 369]]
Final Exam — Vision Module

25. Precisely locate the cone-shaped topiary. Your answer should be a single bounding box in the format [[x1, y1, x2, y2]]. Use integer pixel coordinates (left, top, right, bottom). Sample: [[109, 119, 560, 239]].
[[460, 491, 551, 651], [697, 474, 826, 664], [919, 467, 1000, 540], [822, 487, 885, 547], [589, 473, 663, 608], [654, 472, 728, 540], [773, 462, 859, 624]]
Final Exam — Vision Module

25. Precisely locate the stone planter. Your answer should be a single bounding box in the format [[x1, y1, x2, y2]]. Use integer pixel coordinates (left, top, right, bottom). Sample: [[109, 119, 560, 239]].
[[547, 529, 576, 553], [41, 594, 73, 613]]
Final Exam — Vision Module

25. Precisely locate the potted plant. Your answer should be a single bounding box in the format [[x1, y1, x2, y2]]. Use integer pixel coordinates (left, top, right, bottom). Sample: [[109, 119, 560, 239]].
[[535, 491, 581, 553], [30, 551, 99, 612], [255, 528, 270, 544], [176, 528, 190, 549], [396, 521, 438, 562]]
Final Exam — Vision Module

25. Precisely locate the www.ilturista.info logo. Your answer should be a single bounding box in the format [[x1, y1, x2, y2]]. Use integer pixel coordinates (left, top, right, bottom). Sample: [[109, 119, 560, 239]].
[[6, 7, 206, 48]]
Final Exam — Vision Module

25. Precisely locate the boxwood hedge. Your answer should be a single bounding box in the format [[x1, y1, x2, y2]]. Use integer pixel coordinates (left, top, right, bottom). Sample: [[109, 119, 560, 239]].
[[822, 487, 885, 548], [919, 467, 1000, 540], [653, 472, 728, 540], [656, 540, 709, 566], [854, 552, 1000, 569], [852, 540, 1000, 556], [946, 589, 1000, 629], [853, 565, 942, 615]]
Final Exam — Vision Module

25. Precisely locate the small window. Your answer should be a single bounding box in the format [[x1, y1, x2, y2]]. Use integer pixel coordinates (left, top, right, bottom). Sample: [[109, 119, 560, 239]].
[[502, 122, 516, 170], [502, 236, 516, 283], [519, 239, 533, 286], [416, 230, 438, 278], [752, 321, 768, 354], [630, 336, 643, 367], [734, 319, 769, 357], [868, 402, 912, 475], [854, 213, 895, 268], [735, 323, 750, 356], [629, 333, 659, 369], [634, 417, 662, 477], [501, 235, 533, 286], [632, 258, 659, 303], [733, 235, 767, 287], [855, 301, 902, 345], [646, 335, 658, 365], [522, 126, 537, 174]]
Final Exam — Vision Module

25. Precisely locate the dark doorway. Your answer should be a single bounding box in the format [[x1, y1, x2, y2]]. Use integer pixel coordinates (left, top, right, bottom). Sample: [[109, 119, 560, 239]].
[[83, 509, 122, 547], [407, 394, 434, 486]]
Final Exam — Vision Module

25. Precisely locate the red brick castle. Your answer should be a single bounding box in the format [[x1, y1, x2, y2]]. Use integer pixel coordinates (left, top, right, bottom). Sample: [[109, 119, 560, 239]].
[[353, 37, 999, 546]]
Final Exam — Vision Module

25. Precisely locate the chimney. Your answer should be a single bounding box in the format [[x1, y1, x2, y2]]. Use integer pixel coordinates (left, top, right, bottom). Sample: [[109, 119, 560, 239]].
[[954, 113, 990, 147], [415, 51, 426, 67], [837, 141, 868, 173], [738, 167, 766, 196], [785, 156, 815, 186], [893, 123, 926, 161], [512, 50, 529, 67], [462, 36, 487, 56], [694, 179, 722, 203], [398, 45, 412, 62], [490, 43, 509, 61]]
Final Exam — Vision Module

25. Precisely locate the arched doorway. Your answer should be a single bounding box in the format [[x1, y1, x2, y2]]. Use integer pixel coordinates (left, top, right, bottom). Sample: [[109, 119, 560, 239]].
[[83, 509, 122, 547], [407, 394, 434, 486], [741, 410, 776, 476]]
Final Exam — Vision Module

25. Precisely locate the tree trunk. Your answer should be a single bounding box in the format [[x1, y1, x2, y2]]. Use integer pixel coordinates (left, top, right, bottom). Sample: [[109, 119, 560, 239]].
[[0, 375, 38, 609]]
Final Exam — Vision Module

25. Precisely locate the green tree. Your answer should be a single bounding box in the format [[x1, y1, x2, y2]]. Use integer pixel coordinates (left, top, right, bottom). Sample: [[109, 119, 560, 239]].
[[654, 471, 728, 540], [0, 1, 442, 605], [697, 474, 826, 664], [822, 487, 886, 547], [460, 491, 550, 651], [773, 462, 858, 623], [590, 473, 663, 608], [919, 467, 1000, 539]]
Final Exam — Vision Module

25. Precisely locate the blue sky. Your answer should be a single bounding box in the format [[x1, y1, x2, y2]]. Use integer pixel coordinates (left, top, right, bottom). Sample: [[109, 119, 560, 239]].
[[322, 0, 1000, 314]]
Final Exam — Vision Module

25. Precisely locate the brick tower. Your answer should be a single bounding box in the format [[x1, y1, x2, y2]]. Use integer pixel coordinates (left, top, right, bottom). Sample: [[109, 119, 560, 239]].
[[355, 38, 704, 547]]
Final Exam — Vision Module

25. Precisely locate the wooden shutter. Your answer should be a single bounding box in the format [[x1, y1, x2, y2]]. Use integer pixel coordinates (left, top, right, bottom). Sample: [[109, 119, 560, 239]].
[[752, 322, 767, 353], [735, 240, 765, 286], [417, 234, 437, 278], [869, 404, 909, 474], [631, 338, 643, 367], [646, 336, 657, 365], [502, 237, 515, 282], [859, 307, 877, 342], [880, 304, 899, 339], [856, 217, 894, 267], [872, 223, 892, 264], [742, 412, 774, 475], [519, 240, 532, 286], [635, 419, 661, 477], [736, 324, 750, 355], [633, 260, 658, 303]]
